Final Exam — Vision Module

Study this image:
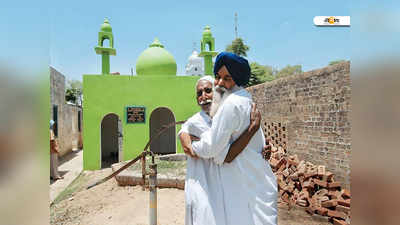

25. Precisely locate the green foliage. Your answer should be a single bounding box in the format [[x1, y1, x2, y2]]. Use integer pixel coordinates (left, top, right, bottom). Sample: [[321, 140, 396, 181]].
[[329, 59, 346, 65], [246, 62, 278, 87], [246, 71, 261, 87], [246, 63, 304, 87], [276, 65, 302, 78], [65, 80, 82, 105], [65, 88, 77, 103], [225, 38, 250, 57]]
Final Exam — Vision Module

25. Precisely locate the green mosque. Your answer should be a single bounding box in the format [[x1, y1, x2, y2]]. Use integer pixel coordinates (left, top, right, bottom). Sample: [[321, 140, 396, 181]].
[[83, 19, 218, 170]]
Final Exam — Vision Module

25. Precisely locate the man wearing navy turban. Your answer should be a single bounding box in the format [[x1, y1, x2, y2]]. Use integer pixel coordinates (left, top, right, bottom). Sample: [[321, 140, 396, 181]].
[[213, 51, 251, 86], [179, 76, 263, 225], [187, 52, 278, 225]]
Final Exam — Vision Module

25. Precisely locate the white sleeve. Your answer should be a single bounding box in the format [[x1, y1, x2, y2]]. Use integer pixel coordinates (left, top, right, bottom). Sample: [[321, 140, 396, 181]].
[[177, 120, 190, 137], [192, 102, 240, 164]]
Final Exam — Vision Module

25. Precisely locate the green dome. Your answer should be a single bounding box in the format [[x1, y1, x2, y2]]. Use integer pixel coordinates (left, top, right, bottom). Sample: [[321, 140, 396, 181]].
[[100, 18, 112, 32], [136, 38, 177, 76]]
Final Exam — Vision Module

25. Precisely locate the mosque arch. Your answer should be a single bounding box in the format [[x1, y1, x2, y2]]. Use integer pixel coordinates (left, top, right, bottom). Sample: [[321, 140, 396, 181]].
[[149, 107, 176, 155], [101, 38, 111, 48], [206, 42, 212, 51], [100, 113, 123, 168]]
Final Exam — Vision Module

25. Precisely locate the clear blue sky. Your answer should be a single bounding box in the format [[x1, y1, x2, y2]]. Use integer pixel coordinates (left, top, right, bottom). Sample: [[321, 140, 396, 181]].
[[2, 0, 352, 81]]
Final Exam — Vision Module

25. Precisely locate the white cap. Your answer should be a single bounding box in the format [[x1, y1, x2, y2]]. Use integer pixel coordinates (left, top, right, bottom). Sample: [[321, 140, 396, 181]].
[[196, 75, 214, 89]]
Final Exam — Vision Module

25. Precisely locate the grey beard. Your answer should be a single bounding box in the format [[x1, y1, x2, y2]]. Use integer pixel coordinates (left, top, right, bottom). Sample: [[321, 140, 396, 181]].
[[209, 86, 238, 118]]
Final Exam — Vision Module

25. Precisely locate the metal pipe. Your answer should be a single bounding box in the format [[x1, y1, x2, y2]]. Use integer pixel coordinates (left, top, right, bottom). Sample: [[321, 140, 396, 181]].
[[141, 154, 146, 191], [149, 163, 157, 225]]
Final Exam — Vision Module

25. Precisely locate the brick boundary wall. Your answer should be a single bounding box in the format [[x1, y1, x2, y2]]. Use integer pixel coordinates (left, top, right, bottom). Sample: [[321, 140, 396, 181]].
[[248, 62, 351, 188]]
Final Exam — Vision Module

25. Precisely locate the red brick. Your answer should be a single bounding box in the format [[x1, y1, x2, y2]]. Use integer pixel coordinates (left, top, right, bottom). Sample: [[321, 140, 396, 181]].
[[302, 179, 314, 189], [315, 207, 328, 216], [333, 218, 348, 225], [294, 181, 302, 190], [319, 196, 329, 202], [299, 176, 305, 184], [282, 168, 290, 177], [341, 189, 351, 199], [285, 184, 295, 193], [278, 180, 287, 190], [306, 206, 315, 215], [289, 165, 296, 174], [328, 190, 341, 199], [315, 189, 328, 197], [317, 165, 326, 176], [337, 199, 350, 207], [304, 172, 318, 179], [276, 174, 284, 182], [311, 196, 322, 208], [277, 163, 286, 173], [336, 205, 350, 214], [276, 158, 287, 169], [323, 172, 334, 182], [296, 199, 308, 207], [269, 158, 279, 168], [282, 192, 289, 203], [299, 190, 310, 200], [297, 161, 306, 175], [314, 179, 328, 188], [287, 158, 299, 167], [327, 210, 346, 219], [321, 199, 338, 208], [328, 181, 341, 188]]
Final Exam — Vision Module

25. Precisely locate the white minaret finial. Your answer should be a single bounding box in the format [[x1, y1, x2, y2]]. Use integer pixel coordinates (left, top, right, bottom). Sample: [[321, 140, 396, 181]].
[[235, 12, 238, 39], [193, 42, 197, 51]]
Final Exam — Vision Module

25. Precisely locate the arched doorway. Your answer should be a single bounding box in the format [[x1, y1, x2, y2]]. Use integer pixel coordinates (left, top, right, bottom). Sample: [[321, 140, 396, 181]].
[[101, 113, 123, 168], [149, 107, 176, 155]]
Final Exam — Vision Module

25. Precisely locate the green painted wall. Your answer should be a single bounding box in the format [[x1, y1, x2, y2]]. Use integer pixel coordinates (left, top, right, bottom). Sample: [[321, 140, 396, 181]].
[[83, 75, 199, 170]]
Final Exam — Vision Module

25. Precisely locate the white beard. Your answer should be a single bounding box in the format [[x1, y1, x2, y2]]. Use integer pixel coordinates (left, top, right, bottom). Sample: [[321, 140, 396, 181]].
[[209, 85, 240, 118]]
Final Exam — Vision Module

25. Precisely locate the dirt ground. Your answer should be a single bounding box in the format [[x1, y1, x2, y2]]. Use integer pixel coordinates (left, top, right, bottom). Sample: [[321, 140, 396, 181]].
[[50, 168, 331, 225]]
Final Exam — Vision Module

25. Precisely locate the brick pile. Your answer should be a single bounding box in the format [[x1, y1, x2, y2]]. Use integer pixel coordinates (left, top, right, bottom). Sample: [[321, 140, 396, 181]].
[[262, 141, 351, 225]]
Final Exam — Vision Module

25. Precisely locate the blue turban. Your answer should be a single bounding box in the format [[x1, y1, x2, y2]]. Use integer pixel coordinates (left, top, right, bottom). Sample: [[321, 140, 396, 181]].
[[213, 52, 251, 86]]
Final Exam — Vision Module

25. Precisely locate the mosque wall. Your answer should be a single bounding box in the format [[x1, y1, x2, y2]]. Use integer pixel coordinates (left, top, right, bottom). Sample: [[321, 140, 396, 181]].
[[82, 75, 199, 170], [248, 62, 351, 187]]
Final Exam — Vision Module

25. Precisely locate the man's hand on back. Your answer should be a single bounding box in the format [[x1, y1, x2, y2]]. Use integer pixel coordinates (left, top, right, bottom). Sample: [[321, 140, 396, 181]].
[[249, 103, 261, 134], [179, 132, 199, 158]]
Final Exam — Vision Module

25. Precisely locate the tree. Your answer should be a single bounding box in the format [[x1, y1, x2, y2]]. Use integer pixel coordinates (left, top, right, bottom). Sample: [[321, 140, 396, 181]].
[[246, 71, 261, 87], [65, 80, 83, 106], [276, 65, 302, 78], [65, 88, 77, 103], [329, 59, 346, 65], [225, 38, 250, 57], [260, 65, 277, 82], [246, 62, 278, 87]]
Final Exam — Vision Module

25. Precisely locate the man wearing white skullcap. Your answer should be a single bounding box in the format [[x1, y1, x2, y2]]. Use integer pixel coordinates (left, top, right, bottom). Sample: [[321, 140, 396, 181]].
[[182, 52, 278, 225], [179, 75, 262, 225]]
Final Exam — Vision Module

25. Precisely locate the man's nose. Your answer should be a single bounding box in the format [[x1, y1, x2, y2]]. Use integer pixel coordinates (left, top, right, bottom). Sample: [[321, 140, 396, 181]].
[[201, 90, 208, 99], [217, 79, 224, 88]]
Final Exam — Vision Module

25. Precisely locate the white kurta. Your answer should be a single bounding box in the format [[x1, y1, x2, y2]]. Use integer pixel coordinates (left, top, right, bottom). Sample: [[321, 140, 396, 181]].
[[179, 111, 226, 225], [192, 88, 278, 225]]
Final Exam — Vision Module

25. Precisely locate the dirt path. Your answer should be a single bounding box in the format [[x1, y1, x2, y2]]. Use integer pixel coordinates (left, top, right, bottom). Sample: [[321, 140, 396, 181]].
[[50, 168, 331, 225]]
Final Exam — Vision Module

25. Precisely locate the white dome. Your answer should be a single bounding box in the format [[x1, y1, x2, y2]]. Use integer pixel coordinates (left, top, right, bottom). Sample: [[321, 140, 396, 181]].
[[185, 50, 204, 76], [188, 51, 202, 63]]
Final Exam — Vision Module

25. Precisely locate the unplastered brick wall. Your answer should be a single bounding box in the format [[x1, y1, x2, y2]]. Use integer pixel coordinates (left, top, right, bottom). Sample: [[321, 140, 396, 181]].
[[248, 62, 351, 188], [50, 66, 83, 157]]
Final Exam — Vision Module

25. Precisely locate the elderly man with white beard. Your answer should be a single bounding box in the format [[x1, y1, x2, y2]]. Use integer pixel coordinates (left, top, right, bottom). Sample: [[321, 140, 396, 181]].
[[179, 75, 263, 225], [183, 52, 278, 225]]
